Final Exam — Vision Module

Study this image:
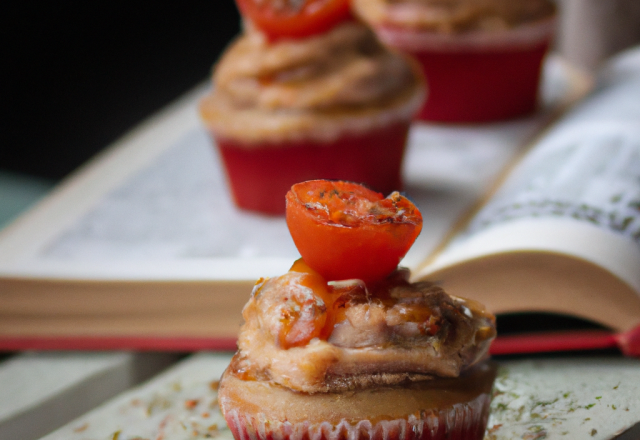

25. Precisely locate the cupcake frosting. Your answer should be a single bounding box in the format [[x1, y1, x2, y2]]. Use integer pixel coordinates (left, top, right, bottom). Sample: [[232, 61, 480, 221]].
[[352, 0, 556, 33], [200, 22, 424, 144], [229, 267, 496, 394]]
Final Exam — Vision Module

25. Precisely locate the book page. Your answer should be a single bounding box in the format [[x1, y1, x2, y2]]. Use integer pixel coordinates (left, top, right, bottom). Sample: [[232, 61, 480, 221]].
[[0, 56, 594, 343], [0, 56, 589, 283], [417, 50, 640, 296]]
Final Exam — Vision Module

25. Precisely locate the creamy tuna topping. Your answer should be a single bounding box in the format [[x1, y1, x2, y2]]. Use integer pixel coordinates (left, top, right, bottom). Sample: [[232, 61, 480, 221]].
[[199, 22, 424, 144], [231, 268, 496, 393], [353, 0, 556, 33]]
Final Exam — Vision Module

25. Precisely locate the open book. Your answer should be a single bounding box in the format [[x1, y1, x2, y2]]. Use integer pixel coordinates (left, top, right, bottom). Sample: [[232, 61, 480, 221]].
[[0, 54, 603, 351], [413, 47, 640, 357], [414, 47, 640, 337]]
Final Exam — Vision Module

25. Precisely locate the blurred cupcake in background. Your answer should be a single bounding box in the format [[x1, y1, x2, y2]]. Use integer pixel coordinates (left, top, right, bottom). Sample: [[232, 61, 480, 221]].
[[352, 0, 557, 123], [199, 0, 425, 215]]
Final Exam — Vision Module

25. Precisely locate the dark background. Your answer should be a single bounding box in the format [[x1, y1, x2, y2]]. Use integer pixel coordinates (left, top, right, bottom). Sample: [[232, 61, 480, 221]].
[[1, 2, 241, 181]]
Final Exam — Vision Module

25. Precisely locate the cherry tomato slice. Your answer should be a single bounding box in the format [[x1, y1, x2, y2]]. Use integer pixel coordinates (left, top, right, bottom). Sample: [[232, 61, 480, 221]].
[[235, 0, 352, 40], [286, 180, 423, 285], [277, 259, 334, 348]]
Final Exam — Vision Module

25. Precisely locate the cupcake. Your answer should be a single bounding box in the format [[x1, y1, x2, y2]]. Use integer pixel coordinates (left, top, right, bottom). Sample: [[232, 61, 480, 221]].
[[219, 180, 497, 440], [352, 0, 557, 123], [199, 2, 425, 215]]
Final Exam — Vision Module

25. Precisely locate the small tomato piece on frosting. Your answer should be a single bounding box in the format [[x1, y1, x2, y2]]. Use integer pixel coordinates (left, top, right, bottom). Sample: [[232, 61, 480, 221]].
[[286, 180, 423, 285], [235, 0, 352, 41], [281, 259, 337, 347]]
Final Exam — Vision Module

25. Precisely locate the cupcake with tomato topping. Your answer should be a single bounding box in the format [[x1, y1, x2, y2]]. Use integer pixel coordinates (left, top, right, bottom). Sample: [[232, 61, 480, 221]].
[[219, 180, 497, 440], [199, 0, 425, 215], [352, 0, 557, 122]]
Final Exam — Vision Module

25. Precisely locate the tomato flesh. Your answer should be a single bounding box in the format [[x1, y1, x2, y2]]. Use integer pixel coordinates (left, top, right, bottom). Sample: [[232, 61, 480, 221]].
[[277, 259, 335, 348], [235, 0, 352, 40], [286, 180, 422, 285]]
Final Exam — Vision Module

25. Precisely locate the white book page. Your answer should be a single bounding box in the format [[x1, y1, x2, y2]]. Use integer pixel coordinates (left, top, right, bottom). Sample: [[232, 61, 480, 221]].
[[420, 49, 640, 293], [0, 56, 590, 283]]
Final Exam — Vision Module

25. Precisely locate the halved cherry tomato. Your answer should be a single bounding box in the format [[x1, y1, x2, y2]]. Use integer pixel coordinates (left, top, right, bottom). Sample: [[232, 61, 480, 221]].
[[235, 0, 352, 40], [277, 259, 333, 348], [286, 180, 423, 285]]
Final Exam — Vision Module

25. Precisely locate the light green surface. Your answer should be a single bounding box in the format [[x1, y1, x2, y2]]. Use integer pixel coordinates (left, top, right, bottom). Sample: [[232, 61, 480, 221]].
[[487, 358, 640, 439], [38, 354, 640, 440], [0, 171, 55, 230]]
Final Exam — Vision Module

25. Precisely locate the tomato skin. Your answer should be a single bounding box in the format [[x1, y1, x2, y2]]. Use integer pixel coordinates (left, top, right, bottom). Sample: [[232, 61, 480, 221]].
[[286, 181, 422, 285], [235, 0, 352, 40]]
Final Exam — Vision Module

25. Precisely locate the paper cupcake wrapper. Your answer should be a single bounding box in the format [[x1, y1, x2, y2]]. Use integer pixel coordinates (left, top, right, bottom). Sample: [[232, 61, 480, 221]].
[[223, 392, 491, 440], [214, 120, 409, 214]]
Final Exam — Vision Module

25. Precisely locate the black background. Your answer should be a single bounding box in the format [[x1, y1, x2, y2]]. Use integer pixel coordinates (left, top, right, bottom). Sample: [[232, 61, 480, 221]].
[[1, 1, 241, 181]]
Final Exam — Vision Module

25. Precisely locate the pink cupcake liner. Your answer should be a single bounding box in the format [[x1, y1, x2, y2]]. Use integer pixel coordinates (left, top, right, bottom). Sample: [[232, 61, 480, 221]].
[[223, 392, 491, 440]]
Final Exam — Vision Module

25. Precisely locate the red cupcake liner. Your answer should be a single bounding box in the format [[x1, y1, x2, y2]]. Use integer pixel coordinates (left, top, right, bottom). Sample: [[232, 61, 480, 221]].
[[375, 19, 555, 123], [411, 43, 549, 122], [213, 121, 410, 215], [223, 392, 491, 440]]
